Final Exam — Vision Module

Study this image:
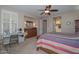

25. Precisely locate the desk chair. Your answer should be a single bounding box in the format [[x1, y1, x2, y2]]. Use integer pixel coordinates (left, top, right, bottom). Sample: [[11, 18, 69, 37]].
[[9, 35, 18, 47]]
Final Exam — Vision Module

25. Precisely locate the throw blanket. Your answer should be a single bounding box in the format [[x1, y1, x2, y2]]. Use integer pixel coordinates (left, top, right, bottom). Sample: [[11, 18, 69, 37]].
[[37, 33, 79, 54]]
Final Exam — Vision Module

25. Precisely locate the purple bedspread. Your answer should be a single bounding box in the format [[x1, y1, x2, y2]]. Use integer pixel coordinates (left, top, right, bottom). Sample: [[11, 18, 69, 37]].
[[39, 34, 79, 48]]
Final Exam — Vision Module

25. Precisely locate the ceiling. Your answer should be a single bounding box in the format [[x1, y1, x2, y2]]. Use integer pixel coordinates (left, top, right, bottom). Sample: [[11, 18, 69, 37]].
[[0, 5, 79, 18]]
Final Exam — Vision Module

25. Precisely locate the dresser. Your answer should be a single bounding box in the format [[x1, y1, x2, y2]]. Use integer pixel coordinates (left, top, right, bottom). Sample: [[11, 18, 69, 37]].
[[24, 27, 37, 38]]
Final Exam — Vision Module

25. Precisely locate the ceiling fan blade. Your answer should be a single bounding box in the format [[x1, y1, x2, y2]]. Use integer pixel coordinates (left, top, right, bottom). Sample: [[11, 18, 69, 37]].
[[46, 6, 48, 9], [40, 12, 44, 15], [38, 9, 44, 11], [48, 13, 51, 15], [50, 9, 58, 12], [45, 5, 51, 10], [39, 5, 58, 16], [46, 5, 51, 8], [48, 5, 52, 8]]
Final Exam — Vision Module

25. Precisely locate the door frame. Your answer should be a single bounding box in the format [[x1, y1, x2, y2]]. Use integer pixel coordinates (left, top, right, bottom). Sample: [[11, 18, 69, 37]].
[[42, 20, 47, 34]]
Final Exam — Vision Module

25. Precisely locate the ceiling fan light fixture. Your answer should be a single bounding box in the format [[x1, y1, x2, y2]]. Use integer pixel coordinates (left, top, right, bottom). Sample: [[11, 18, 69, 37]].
[[45, 10, 50, 13], [39, 5, 58, 15]]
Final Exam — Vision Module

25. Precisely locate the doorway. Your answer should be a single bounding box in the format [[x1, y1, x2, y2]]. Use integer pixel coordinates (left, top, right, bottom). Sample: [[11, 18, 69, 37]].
[[75, 20, 79, 33], [42, 20, 47, 34], [53, 16, 61, 32]]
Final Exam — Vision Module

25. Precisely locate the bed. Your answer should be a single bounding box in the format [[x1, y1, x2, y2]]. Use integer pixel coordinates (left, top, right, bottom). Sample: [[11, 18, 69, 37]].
[[36, 33, 79, 54]]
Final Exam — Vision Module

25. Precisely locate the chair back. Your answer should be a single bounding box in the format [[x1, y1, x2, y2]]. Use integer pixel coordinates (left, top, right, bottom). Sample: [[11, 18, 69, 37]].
[[10, 35, 18, 44]]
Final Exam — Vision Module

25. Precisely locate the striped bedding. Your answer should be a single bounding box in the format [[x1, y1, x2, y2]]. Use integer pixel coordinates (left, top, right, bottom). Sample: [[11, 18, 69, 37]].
[[36, 33, 79, 54]]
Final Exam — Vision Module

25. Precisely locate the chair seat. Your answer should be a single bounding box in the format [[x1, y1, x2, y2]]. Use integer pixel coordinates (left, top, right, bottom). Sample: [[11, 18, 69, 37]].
[[10, 35, 18, 44]]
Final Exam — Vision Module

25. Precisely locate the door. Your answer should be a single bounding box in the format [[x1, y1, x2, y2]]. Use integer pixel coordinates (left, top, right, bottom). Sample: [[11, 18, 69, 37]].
[[75, 20, 79, 33], [42, 20, 47, 34]]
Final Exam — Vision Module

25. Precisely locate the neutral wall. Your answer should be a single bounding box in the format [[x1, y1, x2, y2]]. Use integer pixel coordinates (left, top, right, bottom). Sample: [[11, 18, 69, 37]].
[[39, 20, 43, 34], [38, 16, 54, 34], [0, 8, 1, 34], [0, 6, 54, 35], [18, 13, 25, 31], [47, 16, 54, 33], [16, 10, 79, 34], [39, 10, 79, 34], [0, 6, 41, 35], [54, 11, 79, 34], [0, 6, 27, 34], [1, 6, 79, 35]]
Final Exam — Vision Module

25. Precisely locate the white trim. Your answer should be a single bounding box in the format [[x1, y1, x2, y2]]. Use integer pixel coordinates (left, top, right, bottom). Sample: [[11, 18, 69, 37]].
[[1, 9, 18, 36]]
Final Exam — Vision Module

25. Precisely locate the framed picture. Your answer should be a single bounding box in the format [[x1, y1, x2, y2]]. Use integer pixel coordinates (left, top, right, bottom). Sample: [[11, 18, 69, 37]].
[[26, 21, 33, 27]]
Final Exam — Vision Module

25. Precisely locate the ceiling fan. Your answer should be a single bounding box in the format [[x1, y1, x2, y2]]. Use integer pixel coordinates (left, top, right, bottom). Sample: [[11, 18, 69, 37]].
[[39, 5, 58, 15]]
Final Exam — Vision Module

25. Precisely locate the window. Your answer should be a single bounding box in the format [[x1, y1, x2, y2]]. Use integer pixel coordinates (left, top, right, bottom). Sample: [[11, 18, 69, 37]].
[[1, 10, 18, 36]]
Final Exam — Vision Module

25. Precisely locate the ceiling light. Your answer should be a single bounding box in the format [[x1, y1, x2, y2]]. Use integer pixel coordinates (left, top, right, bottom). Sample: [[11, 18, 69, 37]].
[[45, 10, 49, 13]]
